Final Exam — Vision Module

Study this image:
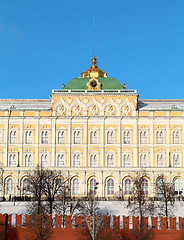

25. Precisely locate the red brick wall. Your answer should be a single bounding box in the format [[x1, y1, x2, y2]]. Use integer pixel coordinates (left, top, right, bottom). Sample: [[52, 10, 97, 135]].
[[0, 214, 182, 240]]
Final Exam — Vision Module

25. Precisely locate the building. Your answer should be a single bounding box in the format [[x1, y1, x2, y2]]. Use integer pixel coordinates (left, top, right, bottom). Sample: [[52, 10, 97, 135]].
[[1, 55, 184, 200]]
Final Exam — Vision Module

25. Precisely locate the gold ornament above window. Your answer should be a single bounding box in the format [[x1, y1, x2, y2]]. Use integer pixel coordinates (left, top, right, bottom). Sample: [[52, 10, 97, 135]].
[[87, 77, 101, 90]]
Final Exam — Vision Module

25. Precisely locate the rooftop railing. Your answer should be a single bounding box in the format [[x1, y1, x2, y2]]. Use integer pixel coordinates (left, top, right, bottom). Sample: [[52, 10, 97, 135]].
[[52, 89, 137, 94]]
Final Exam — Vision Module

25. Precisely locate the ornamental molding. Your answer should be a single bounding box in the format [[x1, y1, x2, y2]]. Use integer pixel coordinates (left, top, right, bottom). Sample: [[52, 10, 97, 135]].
[[57, 105, 67, 116], [116, 97, 122, 104], [53, 97, 69, 113], [103, 98, 119, 115], [122, 149, 132, 154], [67, 97, 72, 104], [172, 149, 180, 153], [70, 97, 86, 109], [56, 149, 66, 154], [100, 97, 105, 104], [120, 97, 136, 116], [103, 97, 119, 110], [89, 150, 99, 154], [86, 97, 102, 109], [72, 150, 82, 154], [83, 97, 89, 104], [73, 105, 82, 116], [89, 104, 99, 116], [106, 105, 115, 116], [86, 77, 101, 90]]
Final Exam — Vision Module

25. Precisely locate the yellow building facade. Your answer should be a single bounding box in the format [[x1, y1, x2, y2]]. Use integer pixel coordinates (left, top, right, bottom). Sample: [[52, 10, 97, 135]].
[[1, 56, 184, 199]]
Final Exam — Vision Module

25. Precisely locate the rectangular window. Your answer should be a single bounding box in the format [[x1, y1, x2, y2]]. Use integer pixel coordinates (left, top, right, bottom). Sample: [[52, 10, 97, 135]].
[[58, 130, 66, 144], [73, 130, 81, 144], [123, 131, 131, 144], [10, 130, 18, 144], [107, 130, 115, 144], [25, 131, 33, 144], [41, 131, 49, 144]]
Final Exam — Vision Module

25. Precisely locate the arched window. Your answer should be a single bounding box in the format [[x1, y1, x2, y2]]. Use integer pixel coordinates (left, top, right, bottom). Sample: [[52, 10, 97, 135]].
[[90, 131, 98, 144], [156, 131, 164, 144], [90, 154, 98, 167], [107, 154, 114, 167], [173, 154, 180, 167], [107, 179, 114, 195], [72, 178, 79, 195], [58, 130, 65, 144], [123, 131, 131, 144], [6, 178, 14, 195], [123, 154, 131, 167], [140, 131, 148, 144], [57, 154, 65, 167], [41, 131, 49, 144], [174, 178, 183, 197], [25, 131, 33, 144], [74, 131, 81, 144], [157, 154, 164, 167], [9, 154, 17, 167], [107, 130, 115, 144], [89, 178, 97, 195], [140, 154, 148, 167], [41, 154, 48, 167], [10, 130, 17, 144], [124, 178, 132, 195], [173, 131, 180, 144], [73, 154, 81, 167], [22, 178, 31, 195], [25, 154, 32, 167], [141, 178, 148, 195]]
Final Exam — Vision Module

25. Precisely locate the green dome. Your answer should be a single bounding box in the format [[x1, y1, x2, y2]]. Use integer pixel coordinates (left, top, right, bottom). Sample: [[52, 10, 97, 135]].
[[64, 77, 124, 90]]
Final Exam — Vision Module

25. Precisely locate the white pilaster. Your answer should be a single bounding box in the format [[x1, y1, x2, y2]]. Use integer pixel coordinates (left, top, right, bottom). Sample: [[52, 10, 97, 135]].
[[101, 118, 105, 167], [117, 118, 121, 167], [51, 118, 56, 167], [67, 118, 72, 167], [35, 117, 39, 166], [133, 117, 138, 167]]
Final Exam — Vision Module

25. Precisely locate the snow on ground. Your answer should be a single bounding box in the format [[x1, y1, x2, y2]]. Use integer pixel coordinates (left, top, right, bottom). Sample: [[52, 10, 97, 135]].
[[1, 201, 184, 216]]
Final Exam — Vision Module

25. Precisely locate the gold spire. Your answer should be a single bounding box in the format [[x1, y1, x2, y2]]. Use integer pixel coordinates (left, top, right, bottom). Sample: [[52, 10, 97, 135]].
[[93, 16, 95, 58], [81, 17, 107, 78]]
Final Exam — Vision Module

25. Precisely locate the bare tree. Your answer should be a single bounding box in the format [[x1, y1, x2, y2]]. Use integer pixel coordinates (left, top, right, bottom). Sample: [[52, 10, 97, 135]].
[[156, 176, 175, 219], [26, 166, 46, 215], [127, 174, 155, 239], [78, 194, 101, 216], [27, 166, 81, 227]]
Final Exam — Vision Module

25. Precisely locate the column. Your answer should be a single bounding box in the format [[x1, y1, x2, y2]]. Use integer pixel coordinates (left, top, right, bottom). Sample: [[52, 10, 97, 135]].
[[35, 116, 39, 166], [83, 118, 88, 167], [4, 118, 8, 167], [117, 117, 121, 167], [51, 118, 56, 167], [133, 117, 138, 167], [150, 117, 154, 167], [101, 118, 105, 167], [67, 118, 72, 167]]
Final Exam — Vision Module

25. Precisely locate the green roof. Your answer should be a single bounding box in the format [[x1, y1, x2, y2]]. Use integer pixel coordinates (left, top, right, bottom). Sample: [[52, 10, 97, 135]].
[[64, 77, 124, 90]]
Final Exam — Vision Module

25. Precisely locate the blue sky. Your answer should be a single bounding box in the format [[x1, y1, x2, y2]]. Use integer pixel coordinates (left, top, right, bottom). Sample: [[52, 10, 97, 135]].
[[0, 0, 184, 99]]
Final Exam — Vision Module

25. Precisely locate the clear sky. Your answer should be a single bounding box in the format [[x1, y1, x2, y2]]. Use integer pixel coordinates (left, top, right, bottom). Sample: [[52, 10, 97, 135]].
[[0, 0, 184, 100]]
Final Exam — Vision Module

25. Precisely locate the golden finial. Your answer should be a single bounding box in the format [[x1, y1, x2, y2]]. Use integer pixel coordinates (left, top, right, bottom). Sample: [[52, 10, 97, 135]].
[[80, 17, 107, 78]]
